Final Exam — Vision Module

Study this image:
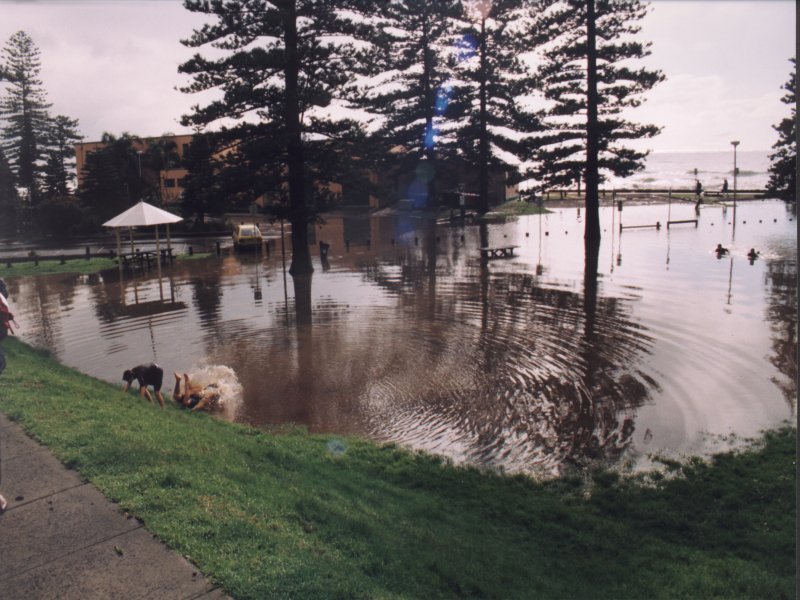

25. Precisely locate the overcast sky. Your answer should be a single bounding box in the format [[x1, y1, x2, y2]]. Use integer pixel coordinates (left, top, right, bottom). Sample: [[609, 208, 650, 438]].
[[0, 0, 795, 153]]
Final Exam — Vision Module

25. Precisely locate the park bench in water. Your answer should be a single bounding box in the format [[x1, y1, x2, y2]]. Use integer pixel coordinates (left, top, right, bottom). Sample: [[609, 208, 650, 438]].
[[479, 245, 519, 259]]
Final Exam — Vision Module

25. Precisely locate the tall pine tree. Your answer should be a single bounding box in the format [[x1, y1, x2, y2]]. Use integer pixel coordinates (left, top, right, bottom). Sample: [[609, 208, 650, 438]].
[[350, 0, 463, 206], [180, 131, 227, 226], [448, 0, 542, 214], [533, 0, 663, 244], [78, 133, 145, 225], [767, 58, 796, 200], [179, 0, 371, 275], [0, 148, 18, 234], [42, 115, 82, 197], [0, 31, 52, 205]]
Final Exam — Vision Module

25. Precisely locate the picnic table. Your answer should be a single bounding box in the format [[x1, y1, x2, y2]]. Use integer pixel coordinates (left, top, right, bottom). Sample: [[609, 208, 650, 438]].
[[479, 245, 519, 259], [118, 248, 174, 270]]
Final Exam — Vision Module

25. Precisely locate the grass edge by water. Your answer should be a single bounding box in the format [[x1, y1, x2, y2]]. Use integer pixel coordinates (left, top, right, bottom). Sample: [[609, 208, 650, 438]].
[[0, 338, 795, 599]]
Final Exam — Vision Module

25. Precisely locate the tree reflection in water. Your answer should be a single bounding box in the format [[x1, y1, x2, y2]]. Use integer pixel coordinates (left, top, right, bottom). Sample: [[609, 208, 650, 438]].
[[285, 224, 660, 477], [7, 201, 794, 477], [763, 255, 797, 409]]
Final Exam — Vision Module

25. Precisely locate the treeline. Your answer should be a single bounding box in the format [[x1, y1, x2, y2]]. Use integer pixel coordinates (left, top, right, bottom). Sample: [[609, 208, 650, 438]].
[[766, 57, 796, 201], [0, 2, 794, 247], [0, 31, 82, 235], [177, 0, 665, 272]]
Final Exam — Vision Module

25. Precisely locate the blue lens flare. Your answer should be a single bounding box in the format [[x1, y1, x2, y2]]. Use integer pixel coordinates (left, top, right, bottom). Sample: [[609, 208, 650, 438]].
[[424, 123, 439, 149], [435, 85, 452, 115], [456, 34, 477, 62]]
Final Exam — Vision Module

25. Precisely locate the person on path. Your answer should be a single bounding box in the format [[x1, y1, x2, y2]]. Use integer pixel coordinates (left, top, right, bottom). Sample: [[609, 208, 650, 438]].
[[122, 363, 166, 407], [0, 278, 17, 512], [722, 179, 729, 194], [0, 278, 14, 377], [0, 279, 17, 513]]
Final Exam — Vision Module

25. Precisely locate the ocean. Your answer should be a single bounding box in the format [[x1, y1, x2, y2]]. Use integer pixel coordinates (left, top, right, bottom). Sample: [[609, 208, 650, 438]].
[[603, 150, 771, 191]]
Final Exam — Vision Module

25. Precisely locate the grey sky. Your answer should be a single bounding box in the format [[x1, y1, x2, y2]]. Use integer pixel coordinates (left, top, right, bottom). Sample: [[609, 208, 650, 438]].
[[0, 0, 795, 152]]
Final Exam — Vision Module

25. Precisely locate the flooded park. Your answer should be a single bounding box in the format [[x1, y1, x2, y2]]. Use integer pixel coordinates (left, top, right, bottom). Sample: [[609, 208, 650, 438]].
[[4, 199, 796, 478]]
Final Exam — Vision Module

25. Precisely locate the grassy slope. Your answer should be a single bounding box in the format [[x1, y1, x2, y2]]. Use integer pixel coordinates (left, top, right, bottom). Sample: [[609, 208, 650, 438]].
[[0, 339, 794, 599]]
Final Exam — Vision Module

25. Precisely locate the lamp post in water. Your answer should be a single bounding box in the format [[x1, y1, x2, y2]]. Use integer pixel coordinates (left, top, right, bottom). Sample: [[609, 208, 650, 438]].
[[730, 140, 739, 210]]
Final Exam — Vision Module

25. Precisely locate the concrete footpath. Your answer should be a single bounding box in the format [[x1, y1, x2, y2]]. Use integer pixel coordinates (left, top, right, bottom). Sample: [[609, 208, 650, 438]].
[[0, 413, 228, 599]]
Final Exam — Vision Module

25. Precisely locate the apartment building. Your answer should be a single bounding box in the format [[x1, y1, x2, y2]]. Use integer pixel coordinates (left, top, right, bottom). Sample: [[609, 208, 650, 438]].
[[74, 134, 193, 205], [74, 133, 513, 211]]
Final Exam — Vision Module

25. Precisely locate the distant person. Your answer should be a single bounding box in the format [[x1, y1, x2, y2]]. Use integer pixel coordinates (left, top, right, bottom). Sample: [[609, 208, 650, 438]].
[[722, 179, 729, 194], [695, 180, 703, 197], [715, 243, 729, 257], [172, 372, 220, 412], [122, 363, 165, 407], [747, 248, 759, 263], [0, 278, 17, 377], [0, 278, 16, 513]]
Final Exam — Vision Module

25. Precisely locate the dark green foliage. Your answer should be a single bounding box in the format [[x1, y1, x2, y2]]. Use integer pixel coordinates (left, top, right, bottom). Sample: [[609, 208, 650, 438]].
[[350, 0, 464, 205], [34, 193, 84, 238], [77, 132, 147, 226], [448, 0, 542, 212], [0, 338, 794, 600], [0, 147, 18, 234], [532, 0, 663, 241], [180, 131, 226, 225], [0, 31, 52, 203], [179, 0, 374, 274], [41, 114, 82, 197], [767, 58, 796, 200]]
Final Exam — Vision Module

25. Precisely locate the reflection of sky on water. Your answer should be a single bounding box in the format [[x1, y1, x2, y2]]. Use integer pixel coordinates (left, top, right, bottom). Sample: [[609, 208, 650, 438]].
[[8, 200, 796, 477]]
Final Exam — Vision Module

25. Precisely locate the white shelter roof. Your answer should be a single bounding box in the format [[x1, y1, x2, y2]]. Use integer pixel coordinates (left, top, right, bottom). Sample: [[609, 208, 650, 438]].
[[102, 201, 183, 228]]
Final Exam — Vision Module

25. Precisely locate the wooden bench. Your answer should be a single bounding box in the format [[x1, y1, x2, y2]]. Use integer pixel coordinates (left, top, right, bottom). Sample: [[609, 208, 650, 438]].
[[118, 248, 174, 270], [119, 251, 156, 270], [479, 245, 519, 259], [667, 219, 698, 228]]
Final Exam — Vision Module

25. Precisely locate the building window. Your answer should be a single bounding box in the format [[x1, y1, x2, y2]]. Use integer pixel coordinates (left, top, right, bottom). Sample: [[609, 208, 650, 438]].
[[177, 177, 187, 188], [182, 143, 189, 156], [164, 178, 176, 188]]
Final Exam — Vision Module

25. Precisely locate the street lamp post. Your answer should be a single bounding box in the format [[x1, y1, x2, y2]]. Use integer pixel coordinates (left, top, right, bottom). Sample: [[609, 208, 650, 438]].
[[136, 150, 143, 202], [730, 140, 739, 209]]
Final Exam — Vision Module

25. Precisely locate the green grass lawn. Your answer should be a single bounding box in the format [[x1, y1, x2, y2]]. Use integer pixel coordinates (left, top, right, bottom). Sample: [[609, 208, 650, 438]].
[[0, 257, 118, 278], [0, 338, 795, 599]]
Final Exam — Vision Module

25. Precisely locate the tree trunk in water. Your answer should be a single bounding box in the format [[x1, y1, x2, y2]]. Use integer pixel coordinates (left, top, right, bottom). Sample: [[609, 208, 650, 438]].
[[292, 272, 313, 327], [477, 15, 489, 215], [585, 0, 601, 247], [291, 272, 313, 422], [284, 0, 313, 275]]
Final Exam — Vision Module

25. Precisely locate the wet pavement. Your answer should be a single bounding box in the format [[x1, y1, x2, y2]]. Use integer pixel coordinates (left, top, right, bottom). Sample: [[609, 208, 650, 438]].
[[0, 413, 227, 600]]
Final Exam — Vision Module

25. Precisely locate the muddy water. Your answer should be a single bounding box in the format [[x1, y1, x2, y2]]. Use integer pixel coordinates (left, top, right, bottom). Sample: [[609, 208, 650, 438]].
[[6, 200, 796, 477]]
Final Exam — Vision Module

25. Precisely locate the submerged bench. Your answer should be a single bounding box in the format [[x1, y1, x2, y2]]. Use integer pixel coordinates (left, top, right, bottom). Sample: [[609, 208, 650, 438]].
[[667, 219, 698, 228], [620, 222, 661, 231], [479, 245, 519, 259]]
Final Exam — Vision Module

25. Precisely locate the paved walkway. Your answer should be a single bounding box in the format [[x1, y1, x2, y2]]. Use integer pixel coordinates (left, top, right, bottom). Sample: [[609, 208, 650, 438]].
[[0, 413, 228, 599]]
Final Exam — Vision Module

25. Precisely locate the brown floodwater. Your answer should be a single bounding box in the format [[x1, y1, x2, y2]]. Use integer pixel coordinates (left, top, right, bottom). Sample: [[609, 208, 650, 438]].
[[5, 200, 796, 477]]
